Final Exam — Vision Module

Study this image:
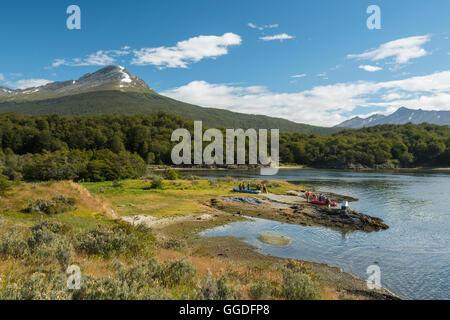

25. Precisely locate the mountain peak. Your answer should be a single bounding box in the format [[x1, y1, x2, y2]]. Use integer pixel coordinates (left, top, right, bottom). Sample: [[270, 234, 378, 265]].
[[74, 65, 150, 91], [0, 66, 153, 102], [336, 107, 450, 128]]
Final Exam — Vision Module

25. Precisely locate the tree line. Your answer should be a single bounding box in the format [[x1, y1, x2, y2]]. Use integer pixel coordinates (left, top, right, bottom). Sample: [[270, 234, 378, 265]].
[[0, 112, 448, 182]]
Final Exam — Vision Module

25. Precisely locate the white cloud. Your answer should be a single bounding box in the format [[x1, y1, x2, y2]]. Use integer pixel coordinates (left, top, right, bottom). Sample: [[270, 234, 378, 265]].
[[50, 33, 240, 70], [359, 65, 383, 72], [82, 51, 116, 65], [52, 50, 116, 68], [259, 33, 294, 41], [291, 74, 306, 78], [348, 35, 431, 64], [248, 23, 279, 31], [7, 79, 52, 89], [0, 73, 4, 81], [162, 70, 450, 126], [316, 72, 328, 80], [131, 33, 242, 68]]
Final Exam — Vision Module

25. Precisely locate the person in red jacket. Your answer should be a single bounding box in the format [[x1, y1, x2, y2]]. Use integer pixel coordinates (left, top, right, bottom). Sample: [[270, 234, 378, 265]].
[[305, 191, 310, 202]]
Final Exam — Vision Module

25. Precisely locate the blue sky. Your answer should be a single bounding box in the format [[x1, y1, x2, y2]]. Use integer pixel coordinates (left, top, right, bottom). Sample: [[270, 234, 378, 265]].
[[1, 0, 449, 126]]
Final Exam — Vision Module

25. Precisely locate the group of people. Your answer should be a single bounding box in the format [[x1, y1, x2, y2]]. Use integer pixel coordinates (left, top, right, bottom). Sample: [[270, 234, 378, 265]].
[[238, 182, 267, 193], [305, 191, 331, 204]]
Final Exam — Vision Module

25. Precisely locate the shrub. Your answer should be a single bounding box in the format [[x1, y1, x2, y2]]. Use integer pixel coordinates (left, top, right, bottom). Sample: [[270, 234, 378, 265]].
[[23, 195, 76, 215], [163, 169, 180, 180], [248, 280, 271, 299], [162, 238, 187, 252], [74, 227, 129, 258], [27, 224, 56, 250], [26, 222, 74, 270], [281, 269, 320, 300], [0, 174, 12, 196], [157, 260, 197, 288], [0, 229, 28, 259], [198, 272, 218, 300], [74, 222, 154, 258], [216, 275, 241, 300], [30, 220, 71, 235], [0, 273, 69, 300], [72, 262, 171, 300], [27, 237, 74, 270], [198, 272, 241, 300], [149, 179, 163, 189], [112, 180, 123, 188]]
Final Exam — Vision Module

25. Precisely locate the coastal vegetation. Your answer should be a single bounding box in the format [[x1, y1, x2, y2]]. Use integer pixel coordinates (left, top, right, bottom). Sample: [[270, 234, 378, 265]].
[[0, 179, 357, 300]]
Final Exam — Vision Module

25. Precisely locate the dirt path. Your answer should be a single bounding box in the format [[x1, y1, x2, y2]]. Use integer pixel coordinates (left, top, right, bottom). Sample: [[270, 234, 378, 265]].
[[121, 214, 213, 229], [69, 182, 118, 219]]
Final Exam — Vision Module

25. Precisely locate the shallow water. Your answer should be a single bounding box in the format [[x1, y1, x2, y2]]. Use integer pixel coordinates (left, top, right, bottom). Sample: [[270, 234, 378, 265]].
[[194, 169, 450, 300]]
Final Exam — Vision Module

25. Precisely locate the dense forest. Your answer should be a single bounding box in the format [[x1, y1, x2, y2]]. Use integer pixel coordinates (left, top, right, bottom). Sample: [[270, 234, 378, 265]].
[[0, 113, 448, 182]]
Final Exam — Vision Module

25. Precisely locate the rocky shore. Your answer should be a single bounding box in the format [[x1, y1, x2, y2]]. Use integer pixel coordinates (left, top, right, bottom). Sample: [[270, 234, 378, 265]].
[[212, 191, 388, 232]]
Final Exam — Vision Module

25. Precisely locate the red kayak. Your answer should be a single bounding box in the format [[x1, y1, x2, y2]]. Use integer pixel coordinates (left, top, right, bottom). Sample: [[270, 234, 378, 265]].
[[311, 199, 338, 207]]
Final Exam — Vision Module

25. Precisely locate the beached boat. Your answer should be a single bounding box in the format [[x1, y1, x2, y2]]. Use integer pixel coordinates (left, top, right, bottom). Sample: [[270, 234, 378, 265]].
[[233, 188, 261, 194], [311, 199, 338, 207]]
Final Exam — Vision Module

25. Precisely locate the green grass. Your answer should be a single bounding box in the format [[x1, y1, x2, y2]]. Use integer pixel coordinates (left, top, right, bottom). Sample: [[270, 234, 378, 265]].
[[81, 178, 303, 219]]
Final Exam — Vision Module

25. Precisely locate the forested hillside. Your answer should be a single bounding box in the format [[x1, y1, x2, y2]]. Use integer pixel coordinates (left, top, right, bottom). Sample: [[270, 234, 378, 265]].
[[0, 90, 339, 135], [0, 113, 448, 183]]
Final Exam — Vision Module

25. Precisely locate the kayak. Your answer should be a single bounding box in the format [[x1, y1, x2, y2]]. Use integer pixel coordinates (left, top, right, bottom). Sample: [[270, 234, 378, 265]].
[[311, 199, 338, 207], [233, 188, 261, 194]]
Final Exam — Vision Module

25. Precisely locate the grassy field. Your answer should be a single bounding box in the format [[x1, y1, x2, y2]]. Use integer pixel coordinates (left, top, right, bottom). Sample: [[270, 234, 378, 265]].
[[81, 178, 298, 219]]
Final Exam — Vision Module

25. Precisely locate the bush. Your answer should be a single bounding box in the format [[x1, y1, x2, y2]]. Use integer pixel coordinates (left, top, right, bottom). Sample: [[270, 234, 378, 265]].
[[72, 261, 171, 300], [0, 273, 69, 300], [26, 222, 74, 270], [0, 174, 12, 196], [74, 222, 154, 258], [0, 229, 29, 259], [23, 195, 76, 215], [149, 179, 163, 189], [216, 275, 241, 300], [112, 180, 123, 188], [248, 280, 271, 299], [162, 238, 187, 252], [27, 237, 74, 270], [281, 269, 320, 300], [157, 260, 197, 288], [198, 272, 241, 300], [30, 220, 71, 235], [163, 169, 180, 180]]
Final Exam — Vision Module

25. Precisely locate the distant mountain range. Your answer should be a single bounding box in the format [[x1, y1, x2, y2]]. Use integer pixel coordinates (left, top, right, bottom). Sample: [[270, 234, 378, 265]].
[[336, 107, 450, 128], [0, 66, 338, 134]]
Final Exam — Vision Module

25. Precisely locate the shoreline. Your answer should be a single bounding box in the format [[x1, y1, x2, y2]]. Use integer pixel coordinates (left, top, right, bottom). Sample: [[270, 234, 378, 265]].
[[188, 217, 400, 300], [147, 182, 399, 299], [149, 165, 450, 173]]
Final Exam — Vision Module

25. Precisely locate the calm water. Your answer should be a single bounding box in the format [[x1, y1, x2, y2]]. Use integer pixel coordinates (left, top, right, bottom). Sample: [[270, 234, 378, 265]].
[[193, 169, 450, 300]]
